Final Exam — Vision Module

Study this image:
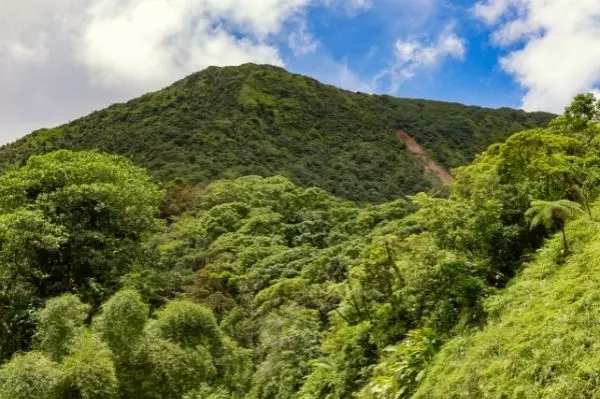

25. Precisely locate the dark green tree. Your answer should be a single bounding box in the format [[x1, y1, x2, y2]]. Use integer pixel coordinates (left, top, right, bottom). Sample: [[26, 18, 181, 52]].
[[0, 150, 162, 360]]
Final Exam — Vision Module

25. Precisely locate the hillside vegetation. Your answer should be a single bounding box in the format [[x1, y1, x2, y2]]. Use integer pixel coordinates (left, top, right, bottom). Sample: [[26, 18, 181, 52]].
[[0, 93, 597, 398], [414, 211, 600, 398], [1, 65, 599, 398], [0, 64, 553, 203]]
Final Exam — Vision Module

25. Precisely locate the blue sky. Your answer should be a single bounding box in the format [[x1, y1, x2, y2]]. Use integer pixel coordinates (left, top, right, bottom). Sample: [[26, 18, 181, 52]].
[[285, 0, 522, 108], [1, 0, 600, 143], [302, 5, 500, 107]]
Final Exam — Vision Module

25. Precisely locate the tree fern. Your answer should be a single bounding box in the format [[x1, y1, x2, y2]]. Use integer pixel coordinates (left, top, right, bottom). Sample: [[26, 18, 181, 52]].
[[525, 199, 584, 252]]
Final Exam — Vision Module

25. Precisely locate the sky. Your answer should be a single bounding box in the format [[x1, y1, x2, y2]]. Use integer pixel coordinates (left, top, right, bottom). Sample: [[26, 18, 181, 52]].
[[1, 0, 600, 144]]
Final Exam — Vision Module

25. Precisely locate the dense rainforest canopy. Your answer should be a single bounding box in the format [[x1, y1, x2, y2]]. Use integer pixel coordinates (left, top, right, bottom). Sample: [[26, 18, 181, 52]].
[[0, 64, 553, 203], [0, 65, 598, 398]]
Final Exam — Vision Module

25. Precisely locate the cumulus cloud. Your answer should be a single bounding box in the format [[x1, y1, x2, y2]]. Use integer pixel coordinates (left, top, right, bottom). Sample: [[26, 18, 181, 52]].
[[71, 0, 313, 88], [0, 0, 324, 144], [375, 27, 466, 92], [474, 0, 600, 112], [0, 1, 72, 65]]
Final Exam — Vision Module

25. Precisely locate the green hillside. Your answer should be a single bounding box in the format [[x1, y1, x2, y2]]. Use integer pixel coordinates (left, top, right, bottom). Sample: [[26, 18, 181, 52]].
[[0, 64, 553, 203], [2, 66, 599, 399], [414, 212, 600, 398], [409, 95, 600, 398]]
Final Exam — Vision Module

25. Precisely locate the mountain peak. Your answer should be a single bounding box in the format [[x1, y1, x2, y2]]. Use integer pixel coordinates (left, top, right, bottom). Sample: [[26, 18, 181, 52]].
[[0, 65, 554, 203]]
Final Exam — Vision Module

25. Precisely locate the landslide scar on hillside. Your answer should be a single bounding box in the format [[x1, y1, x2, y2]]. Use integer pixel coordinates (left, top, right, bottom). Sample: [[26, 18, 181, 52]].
[[396, 129, 453, 185]]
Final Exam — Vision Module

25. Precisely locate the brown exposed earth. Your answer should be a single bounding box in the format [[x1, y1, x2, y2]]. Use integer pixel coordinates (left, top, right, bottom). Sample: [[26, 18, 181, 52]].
[[396, 129, 453, 185]]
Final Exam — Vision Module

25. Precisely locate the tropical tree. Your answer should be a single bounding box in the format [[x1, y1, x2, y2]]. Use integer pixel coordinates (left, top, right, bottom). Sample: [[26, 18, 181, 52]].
[[0, 150, 162, 360], [525, 200, 584, 253], [58, 332, 118, 399], [0, 150, 163, 304], [563, 92, 599, 132], [35, 294, 90, 361], [0, 351, 61, 399]]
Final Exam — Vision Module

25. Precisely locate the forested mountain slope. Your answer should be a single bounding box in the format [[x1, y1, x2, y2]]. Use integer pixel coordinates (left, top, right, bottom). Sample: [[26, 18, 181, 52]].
[[0, 64, 553, 202], [410, 94, 600, 398], [0, 95, 597, 399], [4, 64, 600, 398]]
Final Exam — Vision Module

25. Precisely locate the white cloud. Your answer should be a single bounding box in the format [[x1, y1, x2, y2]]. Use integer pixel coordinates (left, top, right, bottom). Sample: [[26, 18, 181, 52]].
[[474, 0, 600, 112], [74, 0, 311, 89], [473, 0, 514, 24], [375, 27, 466, 92], [325, 0, 373, 15], [288, 18, 319, 56], [336, 60, 375, 93], [0, 0, 75, 65], [0, 0, 326, 144], [2, 38, 49, 64]]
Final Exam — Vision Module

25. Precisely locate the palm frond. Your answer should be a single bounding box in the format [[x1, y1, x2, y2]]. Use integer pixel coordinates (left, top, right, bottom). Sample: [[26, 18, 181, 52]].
[[526, 199, 584, 231]]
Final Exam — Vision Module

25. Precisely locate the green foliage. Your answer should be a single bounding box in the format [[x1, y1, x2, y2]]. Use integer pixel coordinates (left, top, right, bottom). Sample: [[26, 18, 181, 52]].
[[59, 332, 118, 399], [2, 93, 599, 399], [564, 92, 600, 131], [411, 94, 600, 397], [0, 64, 552, 204], [92, 289, 149, 358], [152, 300, 222, 353], [183, 385, 232, 399], [357, 328, 440, 399], [414, 212, 600, 398], [144, 174, 492, 399], [526, 199, 585, 252], [527, 199, 585, 230], [35, 295, 90, 361], [0, 289, 245, 399], [0, 150, 161, 360], [250, 304, 322, 399], [0, 150, 162, 302], [0, 352, 61, 399], [0, 209, 67, 359], [119, 264, 193, 309], [213, 337, 254, 396], [128, 336, 215, 399], [299, 321, 376, 399]]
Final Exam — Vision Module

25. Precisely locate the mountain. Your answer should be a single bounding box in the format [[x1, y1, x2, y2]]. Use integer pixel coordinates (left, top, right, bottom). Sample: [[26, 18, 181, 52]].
[[0, 63, 553, 203], [0, 69, 598, 398]]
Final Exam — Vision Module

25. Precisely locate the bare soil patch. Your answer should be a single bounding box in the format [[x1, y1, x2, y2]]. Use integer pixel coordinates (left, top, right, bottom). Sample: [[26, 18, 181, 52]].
[[396, 129, 453, 185]]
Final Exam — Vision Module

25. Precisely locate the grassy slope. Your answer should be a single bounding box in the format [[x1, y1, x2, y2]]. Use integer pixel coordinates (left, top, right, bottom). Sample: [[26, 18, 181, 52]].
[[414, 206, 600, 398], [0, 64, 554, 203]]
